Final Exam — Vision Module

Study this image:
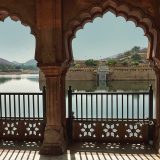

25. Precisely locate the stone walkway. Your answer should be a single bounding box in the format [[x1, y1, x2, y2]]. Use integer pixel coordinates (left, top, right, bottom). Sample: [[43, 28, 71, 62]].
[[0, 142, 160, 160]]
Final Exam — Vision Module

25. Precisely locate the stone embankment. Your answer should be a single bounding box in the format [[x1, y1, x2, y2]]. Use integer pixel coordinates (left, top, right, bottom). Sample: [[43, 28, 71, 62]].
[[39, 65, 155, 90], [108, 66, 155, 81], [66, 67, 97, 81], [66, 65, 155, 81]]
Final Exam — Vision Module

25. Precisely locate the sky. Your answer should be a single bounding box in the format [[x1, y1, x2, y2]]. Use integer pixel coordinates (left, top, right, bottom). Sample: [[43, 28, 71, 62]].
[[0, 12, 148, 62], [0, 17, 35, 63], [72, 12, 148, 60]]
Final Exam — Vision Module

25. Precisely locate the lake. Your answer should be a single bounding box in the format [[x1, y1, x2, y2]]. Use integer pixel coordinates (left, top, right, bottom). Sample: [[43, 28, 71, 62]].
[[0, 74, 40, 92], [0, 74, 156, 119], [0, 74, 155, 92]]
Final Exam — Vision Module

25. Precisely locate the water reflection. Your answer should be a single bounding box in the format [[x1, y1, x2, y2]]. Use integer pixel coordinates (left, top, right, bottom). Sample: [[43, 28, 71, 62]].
[[71, 93, 150, 119], [0, 74, 39, 92], [0, 74, 155, 92], [0, 74, 39, 84], [66, 80, 97, 92], [66, 80, 155, 92], [107, 81, 155, 92], [0, 77, 12, 85], [0, 74, 155, 93], [0, 75, 156, 119], [27, 77, 39, 82]]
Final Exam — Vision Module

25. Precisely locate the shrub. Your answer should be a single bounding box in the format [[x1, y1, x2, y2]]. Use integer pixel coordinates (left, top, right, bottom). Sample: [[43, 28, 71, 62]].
[[85, 59, 97, 66], [106, 59, 117, 66]]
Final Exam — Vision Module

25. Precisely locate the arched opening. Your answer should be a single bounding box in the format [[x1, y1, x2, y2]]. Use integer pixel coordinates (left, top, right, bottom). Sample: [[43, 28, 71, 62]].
[[68, 11, 153, 91], [66, 9, 156, 146], [0, 14, 45, 144], [0, 17, 39, 92], [65, 2, 156, 63]]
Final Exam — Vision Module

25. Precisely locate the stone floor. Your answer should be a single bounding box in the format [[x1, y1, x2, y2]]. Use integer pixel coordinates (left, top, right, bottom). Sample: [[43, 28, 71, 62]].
[[0, 141, 160, 160]]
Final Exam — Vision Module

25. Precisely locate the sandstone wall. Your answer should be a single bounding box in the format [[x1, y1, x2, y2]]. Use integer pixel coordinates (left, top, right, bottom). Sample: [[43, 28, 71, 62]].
[[108, 67, 155, 81], [66, 70, 96, 80], [66, 66, 155, 81], [40, 66, 156, 84]]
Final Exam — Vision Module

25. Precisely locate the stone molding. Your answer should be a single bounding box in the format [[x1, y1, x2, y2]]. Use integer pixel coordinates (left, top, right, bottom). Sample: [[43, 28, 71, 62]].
[[0, 4, 36, 35], [40, 66, 69, 77]]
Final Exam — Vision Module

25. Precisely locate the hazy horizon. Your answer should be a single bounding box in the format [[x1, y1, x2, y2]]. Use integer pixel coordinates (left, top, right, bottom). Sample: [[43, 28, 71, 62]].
[[0, 57, 37, 64]]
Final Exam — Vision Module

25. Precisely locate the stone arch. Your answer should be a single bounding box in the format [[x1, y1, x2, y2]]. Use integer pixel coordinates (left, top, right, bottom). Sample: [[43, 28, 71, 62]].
[[0, 8, 37, 62], [0, 8, 36, 35], [64, 0, 157, 63]]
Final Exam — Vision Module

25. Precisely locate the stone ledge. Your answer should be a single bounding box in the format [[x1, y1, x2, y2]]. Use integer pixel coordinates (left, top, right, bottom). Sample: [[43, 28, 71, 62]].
[[39, 143, 66, 155]]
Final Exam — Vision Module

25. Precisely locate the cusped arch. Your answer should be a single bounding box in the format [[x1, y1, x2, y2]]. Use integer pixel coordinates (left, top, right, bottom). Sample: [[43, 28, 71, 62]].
[[0, 8, 37, 63], [0, 9, 35, 35], [65, 0, 157, 63]]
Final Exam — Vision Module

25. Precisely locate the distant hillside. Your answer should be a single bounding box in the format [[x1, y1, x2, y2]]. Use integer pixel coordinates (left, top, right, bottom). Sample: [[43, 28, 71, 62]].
[[12, 59, 37, 66], [102, 47, 147, 61], [24, 59, 37, 66], [0, 58, 37, 72], [12, 61, 22, 66], [0, 58, 15, 66], [103, 47, 148, 65]]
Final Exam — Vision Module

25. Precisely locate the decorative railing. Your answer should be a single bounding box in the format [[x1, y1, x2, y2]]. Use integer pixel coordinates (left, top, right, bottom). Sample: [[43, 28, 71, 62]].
[[0, 85, 155, 144], [67, 85, 155, 144], [0, 87, 46, 142]]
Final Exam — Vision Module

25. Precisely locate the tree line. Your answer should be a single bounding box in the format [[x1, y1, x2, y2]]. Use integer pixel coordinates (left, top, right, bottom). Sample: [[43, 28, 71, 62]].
[[0, 64, 38, 72]]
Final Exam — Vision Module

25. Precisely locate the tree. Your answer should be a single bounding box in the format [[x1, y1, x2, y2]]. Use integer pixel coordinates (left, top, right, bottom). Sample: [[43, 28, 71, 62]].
[[85, 59, 97, 66], [131, 53, 142, 62], [124, 51, 131, 56], [131, 46, 141, 53], [75, 64, 80, 68], [106, 59, 117, 66], [15, 66, 21, 70]]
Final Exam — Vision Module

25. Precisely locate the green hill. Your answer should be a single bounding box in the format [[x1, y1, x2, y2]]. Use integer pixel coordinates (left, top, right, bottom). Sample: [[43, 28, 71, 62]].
[[105, 46, 148, 66], [0, 58, 38, 72]]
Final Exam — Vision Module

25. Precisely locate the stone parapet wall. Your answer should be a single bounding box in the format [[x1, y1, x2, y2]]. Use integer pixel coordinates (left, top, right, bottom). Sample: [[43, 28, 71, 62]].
[[66, 66, 155, 81], [40, 66, 156, 83], [66, 70, 96, 81], [108, 66, 155, 80], [69, 67, 96, 72]]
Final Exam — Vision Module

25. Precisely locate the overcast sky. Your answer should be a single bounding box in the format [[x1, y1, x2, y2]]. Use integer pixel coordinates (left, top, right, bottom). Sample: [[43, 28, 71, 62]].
[[0, 17, 35, 63], [0, 12, 148, 63], [72, 12, 148, 60]]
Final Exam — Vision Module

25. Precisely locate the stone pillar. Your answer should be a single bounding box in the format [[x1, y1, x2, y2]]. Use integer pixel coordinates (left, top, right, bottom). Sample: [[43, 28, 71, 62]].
[[39, 66, 68, 155], [61, 69, 68, 142], [153, 66, 160, 152]]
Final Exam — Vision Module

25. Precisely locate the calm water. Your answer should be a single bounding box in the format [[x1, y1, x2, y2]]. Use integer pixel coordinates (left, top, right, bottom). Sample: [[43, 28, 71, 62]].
[[0, 74, 40, 92], [0, 74, 156, 118], [0, 74, 155, 92]]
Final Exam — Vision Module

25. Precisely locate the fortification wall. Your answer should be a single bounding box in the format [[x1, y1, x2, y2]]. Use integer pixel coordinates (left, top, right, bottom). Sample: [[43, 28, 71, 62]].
[[66, 66, 155, 81], [40, 66, 155, 84], [108, 66, 155, 81], [66, 69, 96, 80]]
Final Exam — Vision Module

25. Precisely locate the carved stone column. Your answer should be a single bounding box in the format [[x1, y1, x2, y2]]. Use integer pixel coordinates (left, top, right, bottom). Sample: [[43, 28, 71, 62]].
[[61, 69, 68, 140], [39, 66, 68, 155], [153, 65, 160, 152]]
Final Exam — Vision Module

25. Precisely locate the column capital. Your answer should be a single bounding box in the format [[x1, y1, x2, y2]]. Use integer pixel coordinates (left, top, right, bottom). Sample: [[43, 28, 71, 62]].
[[39, 65, 69, 77]]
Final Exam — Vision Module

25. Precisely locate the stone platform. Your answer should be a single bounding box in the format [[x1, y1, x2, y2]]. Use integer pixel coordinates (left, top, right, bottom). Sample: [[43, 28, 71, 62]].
[[0, 141, 160, 160]]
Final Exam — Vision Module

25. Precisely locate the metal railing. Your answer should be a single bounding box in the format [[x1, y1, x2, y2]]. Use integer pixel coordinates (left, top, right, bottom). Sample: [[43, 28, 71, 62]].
[[0, 87, 46, 120], [68, 85, 153, 121], [67, 85, 154, 143], [0, 87, 46, 141]]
